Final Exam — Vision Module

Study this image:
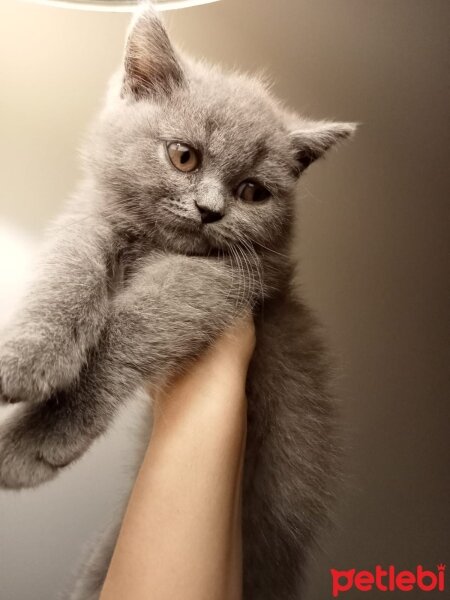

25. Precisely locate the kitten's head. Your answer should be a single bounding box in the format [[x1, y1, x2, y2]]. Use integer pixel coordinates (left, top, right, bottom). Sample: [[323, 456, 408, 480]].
[[88, 4, 355, 257]]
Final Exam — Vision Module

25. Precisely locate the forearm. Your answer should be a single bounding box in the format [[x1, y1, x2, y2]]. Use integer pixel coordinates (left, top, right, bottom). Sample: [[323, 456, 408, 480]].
[[21, 212, 111, 337], [100, 324, 253, 600]]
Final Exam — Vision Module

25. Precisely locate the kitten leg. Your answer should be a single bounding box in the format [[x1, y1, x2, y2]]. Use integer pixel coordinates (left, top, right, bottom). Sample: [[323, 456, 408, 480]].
[[0, 253, 258, 488], [242, 293, 339, 599], [0, 384, 112, 488], [67, 517, 122, 600], [0, 210, 113, 405]]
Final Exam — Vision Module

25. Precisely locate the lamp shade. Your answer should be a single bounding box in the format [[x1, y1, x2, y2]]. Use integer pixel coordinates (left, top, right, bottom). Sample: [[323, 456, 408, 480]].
[[27, 0, 220, 12]]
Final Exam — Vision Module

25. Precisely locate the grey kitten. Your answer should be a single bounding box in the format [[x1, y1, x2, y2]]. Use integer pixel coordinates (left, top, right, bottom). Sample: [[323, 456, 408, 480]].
[[0, 4, 355, 599]]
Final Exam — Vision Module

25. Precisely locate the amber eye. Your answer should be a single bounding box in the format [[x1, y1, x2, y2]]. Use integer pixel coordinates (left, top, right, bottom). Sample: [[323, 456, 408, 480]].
[[166, 142, 200, 173], [236, 180, 271, 202]]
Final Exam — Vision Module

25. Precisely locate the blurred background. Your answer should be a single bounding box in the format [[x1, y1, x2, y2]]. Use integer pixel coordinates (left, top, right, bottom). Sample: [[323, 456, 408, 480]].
[[0, 1, 449, 598]]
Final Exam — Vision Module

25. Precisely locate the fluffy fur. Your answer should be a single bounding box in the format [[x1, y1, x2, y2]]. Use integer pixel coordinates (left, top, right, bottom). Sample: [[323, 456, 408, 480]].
[[0, 4, 355, 598]]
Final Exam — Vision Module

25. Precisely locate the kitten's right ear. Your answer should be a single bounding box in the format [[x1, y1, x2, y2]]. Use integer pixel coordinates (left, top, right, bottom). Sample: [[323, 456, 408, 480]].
[[122, 3, 185, 100], [289, 120, 357, 175]]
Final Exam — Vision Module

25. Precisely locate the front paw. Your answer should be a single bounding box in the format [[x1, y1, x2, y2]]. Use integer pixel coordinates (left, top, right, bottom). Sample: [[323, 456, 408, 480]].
[[0, 398, 92, 489], [0, 334, 59, 404], [0, 377, 22, 404], [0, 414, 57, 488]]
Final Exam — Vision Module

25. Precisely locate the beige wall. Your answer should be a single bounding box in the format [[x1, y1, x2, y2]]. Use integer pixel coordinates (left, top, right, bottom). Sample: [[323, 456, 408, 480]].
[[1, 1, 449, 598]]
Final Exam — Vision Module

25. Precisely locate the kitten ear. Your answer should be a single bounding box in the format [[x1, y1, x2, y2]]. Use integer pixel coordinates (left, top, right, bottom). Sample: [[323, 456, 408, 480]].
[[289, 121, 357, 174], [122, 3, 185, 100]]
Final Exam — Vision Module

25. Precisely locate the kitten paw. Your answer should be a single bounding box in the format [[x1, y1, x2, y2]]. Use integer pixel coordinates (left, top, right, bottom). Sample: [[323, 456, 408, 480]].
[[0, 399, 92, 489], [0, 428, 57, 489], [0, 377, 23, 405], [0, 337, 59, 404]]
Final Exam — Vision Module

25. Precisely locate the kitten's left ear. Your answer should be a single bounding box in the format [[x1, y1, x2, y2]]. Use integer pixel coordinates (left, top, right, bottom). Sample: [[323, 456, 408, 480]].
[[290, 121, 357, 175], [122, 3, 185, 100]]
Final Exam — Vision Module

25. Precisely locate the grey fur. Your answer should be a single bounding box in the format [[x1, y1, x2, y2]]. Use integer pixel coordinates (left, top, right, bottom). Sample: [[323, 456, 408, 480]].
[[69, 518, 122, 600], [0, 4, 355, 598]]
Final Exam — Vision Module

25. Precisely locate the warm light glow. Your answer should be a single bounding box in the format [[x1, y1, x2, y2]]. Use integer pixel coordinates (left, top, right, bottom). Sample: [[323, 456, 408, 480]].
[[25, 0, 220, 12]]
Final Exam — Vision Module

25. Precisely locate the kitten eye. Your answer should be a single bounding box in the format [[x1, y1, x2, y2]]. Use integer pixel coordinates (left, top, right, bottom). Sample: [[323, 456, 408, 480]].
[[166, 142, 200, 173], [236, 180, 271, 203]]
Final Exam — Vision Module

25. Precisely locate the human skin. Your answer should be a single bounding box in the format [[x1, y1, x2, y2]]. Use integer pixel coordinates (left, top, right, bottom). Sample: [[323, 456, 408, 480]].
[[99, 317, 255, 600]]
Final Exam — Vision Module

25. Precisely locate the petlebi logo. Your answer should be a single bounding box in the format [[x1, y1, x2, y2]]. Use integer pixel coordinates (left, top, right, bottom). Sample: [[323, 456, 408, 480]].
[[330, 563, 446, 597]]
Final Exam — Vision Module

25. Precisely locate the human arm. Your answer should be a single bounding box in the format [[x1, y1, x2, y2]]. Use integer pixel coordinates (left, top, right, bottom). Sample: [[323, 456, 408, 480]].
[[100, 317, 255, 600]]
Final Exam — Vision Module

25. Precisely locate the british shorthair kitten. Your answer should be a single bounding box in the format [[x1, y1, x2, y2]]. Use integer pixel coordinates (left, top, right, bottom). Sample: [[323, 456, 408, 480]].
[[0, 4, 355, 599]]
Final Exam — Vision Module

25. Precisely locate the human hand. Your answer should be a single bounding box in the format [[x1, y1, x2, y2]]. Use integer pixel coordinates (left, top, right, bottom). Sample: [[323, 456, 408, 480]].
[[153, 314, 255, 428]]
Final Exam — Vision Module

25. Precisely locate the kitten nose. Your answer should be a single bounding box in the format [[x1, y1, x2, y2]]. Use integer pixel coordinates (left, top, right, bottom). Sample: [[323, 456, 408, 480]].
[[195, 201, 224, 224]]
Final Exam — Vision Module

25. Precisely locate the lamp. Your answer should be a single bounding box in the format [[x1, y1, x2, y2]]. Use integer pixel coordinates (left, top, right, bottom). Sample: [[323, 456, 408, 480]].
[[26, 0, 220, 12]]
